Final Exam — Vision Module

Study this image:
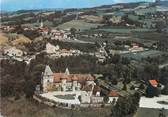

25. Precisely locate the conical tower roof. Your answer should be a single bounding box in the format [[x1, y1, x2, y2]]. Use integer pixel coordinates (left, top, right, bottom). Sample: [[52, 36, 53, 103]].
[[65, 67, 70, 75], [44, 65, 53, 76]]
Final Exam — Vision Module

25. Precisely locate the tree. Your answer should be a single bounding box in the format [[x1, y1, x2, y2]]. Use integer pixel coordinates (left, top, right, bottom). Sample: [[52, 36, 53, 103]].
[[161, 84, 168, 95], [130, 85, 135, 90], [111, 93, 140, 117], [159, 108, 166, 117], [111, 54, 121, 64], [1, 60, 26, 97], [121, 57, 130, 65], [139, 84, 145, 90], [103, 96, 109, 103], [144, 64, 159, 81], [156, 21, 166, 33], [122, 83, 127, 91], [146, 84, 160, 98], [114, 63, 122, 78], [70, 28, 77, 37], [122, 66, 131, 84], [111, 78, 118, 85], [24, 80, 35, 98]]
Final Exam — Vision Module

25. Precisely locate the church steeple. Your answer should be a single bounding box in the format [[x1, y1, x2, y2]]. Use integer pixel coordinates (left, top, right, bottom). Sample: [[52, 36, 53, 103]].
[[40, 18, 44, 28]]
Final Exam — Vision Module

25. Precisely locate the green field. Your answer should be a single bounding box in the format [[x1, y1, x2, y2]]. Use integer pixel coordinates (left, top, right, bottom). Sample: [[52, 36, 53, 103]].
[[122, 50, 163, 61], [57, 20, 104, 30], [98, 28, 155, 33]]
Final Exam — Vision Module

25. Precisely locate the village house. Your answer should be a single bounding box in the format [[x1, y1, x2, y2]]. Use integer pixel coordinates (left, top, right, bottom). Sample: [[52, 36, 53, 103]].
[[95, 47, 108, 63], [108, 90, 119, 104], [0, 25, 16, 32], [50, 29, 64, 40], [129, 43, 144, 53], [38, 27, 50, 36], [45, 43, 82, 57], [49, 29, 70, 40], [46, 43, 60, 54], [3, 47, 25, 57], [149, 80, 158, 88], [145, 79, 166, 98]]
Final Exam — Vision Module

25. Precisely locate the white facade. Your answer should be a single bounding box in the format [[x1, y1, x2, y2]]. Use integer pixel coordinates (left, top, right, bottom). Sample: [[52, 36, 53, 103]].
[[46, 43, 59, 54], [61, 78, 67, 91], [91, 96, 103, 103], [42, 65, 54, 92], [81, 91, 91, 103], [41, 65, 102, 105], [4, 47, 24, 57], [129, 46, 144, 53], [108, 97, 118, 104]]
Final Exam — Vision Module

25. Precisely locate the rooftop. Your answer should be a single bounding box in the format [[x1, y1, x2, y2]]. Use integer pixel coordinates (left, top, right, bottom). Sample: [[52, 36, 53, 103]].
[[53, 73, 95, 83], [149, 80, 158, 87]]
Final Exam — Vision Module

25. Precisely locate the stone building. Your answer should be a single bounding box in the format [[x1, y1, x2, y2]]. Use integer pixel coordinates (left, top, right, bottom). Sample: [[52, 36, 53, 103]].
[[41, 65, 95, 93]]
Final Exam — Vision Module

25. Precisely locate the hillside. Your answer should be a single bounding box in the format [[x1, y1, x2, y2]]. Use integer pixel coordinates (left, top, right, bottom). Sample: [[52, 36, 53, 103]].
[[11, 34, 32, 46], [0, 32, 8, 45]]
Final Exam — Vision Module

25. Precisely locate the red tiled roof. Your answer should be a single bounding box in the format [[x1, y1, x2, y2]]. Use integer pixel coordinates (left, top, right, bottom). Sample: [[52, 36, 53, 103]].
[[53, 73, 95, 83], [72, 75, 78, 81], [108, 90, 118, 97], [53, 73, 63, 82], [149, 80, 158, 87]]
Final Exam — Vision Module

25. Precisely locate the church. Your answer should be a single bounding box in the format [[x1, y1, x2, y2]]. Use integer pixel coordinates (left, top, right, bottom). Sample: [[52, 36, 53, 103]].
[[41, 65, 96, 93]]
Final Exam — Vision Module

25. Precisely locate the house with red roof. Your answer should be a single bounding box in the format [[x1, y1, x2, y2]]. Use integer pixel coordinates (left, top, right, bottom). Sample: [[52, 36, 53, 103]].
[[108, 90, 119, 104], [149, 80, 158, 87]]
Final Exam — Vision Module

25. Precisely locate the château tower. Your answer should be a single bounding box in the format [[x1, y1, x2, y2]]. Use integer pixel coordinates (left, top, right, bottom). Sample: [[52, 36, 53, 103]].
[[42, 65, 54, 92]]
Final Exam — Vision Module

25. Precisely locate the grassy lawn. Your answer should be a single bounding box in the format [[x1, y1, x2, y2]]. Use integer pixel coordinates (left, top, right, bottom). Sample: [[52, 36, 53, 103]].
[[122, 50, 163, 61]]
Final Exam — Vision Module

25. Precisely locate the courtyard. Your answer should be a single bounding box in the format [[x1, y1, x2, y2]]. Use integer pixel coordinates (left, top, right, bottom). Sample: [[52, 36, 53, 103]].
[[40, 91, 85, 105]]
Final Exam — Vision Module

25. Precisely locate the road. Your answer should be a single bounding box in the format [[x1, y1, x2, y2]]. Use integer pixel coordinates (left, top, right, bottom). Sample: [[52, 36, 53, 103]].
[[62, 39, 95, 44], [159, 63, 168, 69]]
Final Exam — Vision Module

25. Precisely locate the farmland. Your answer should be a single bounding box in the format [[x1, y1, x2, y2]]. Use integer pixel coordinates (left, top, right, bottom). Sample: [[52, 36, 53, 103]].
[[57, 20, 104, 30]]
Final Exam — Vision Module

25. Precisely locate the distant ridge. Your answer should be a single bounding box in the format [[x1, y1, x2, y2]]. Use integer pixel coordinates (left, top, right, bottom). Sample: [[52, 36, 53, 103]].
[[2, 1, 163, 14]]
